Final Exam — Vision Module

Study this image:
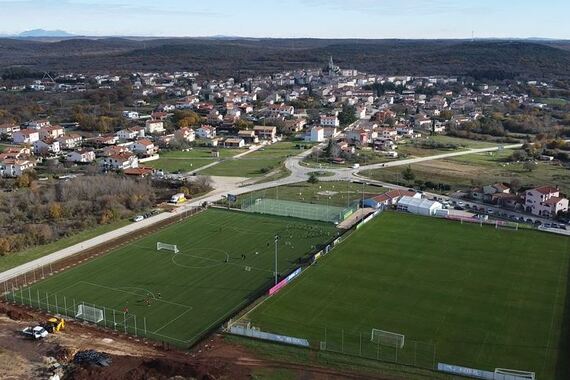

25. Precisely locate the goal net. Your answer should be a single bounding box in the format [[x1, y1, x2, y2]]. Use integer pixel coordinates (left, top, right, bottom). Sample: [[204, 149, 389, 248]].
[[76, 304, 104, 323], [495, 221, 519, 231], [157, 242, 179, 254], [495, 368, 535, 380], [371, 328, 405, 348]]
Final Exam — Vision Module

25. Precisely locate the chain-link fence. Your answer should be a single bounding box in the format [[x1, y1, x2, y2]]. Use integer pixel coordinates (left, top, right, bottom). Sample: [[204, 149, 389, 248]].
[[319, 328, 436, 370], [4, 287, 189, 346]]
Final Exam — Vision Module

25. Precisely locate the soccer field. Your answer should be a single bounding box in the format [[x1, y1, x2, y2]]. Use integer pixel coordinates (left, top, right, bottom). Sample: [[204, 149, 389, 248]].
[[8, 208, 337, 347], [248, 212, 570, 379]]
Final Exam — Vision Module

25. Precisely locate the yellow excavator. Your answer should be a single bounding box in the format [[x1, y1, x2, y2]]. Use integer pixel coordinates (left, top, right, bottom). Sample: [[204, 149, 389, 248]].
[[42, 317, 65, 333]]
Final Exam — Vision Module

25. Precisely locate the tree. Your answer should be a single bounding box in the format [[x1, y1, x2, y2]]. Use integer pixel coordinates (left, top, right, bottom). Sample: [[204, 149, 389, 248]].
[[509, 179, 522, 193], [402, 166, 415, 182], [523, 161, 537, 172], [324, 139, 341, 159], [307, 173, 319, 184], [48, 202, 63, 219], [338, 104, 357, 126]]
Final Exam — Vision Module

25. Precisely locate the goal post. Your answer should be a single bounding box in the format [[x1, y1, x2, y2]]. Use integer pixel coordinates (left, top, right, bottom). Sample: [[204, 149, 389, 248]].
[[371, 328, 405, 348], [495, 221, 519, 231], [494, 368, 535, 380], [157, 242, 180, 254], [76, 304, 104, 323]]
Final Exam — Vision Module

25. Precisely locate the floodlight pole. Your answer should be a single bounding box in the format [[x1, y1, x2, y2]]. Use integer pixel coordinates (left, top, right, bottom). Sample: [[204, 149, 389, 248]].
[[274, 235, 279, 285]]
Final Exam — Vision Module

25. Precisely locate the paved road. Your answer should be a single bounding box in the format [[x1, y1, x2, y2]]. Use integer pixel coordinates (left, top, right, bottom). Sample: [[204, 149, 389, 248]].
[[0, 140, 554, 282]]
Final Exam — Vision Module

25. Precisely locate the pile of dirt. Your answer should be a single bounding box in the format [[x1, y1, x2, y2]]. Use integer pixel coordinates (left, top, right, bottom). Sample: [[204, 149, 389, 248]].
[[0, 303, 32, 320], [48, 344, 75, 362]]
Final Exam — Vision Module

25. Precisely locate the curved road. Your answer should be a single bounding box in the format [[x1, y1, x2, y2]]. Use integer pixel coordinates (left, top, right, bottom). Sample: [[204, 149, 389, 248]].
[[0, 141, 527, 282]]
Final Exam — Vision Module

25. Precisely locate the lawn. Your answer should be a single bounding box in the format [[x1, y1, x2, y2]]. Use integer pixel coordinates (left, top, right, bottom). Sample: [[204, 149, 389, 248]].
[[147, 148, 244, 173], [248, 212, 570, 379], [224, 181, 387, 208], [9, 209, 337, 347], [201, 142, 305, 177], [362, 150, 570, 194], [0, 219, 132, 272]]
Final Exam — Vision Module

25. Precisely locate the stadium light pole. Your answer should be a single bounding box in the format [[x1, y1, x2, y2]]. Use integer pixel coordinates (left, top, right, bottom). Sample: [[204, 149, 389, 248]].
[[274, 235, 279, 285]]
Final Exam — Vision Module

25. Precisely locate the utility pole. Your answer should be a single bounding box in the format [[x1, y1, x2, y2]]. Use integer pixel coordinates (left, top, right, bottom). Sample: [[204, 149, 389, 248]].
[[274, 235, 279, 285]]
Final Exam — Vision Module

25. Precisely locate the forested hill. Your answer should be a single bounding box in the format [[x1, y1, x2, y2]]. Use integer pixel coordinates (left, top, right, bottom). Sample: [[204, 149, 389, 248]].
[[1, 37, 570, 79]]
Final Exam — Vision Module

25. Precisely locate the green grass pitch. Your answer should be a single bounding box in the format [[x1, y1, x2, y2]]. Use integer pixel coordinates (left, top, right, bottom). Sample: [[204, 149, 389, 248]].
[[11, 208, 337, 346], [248, 212, 570, 379]]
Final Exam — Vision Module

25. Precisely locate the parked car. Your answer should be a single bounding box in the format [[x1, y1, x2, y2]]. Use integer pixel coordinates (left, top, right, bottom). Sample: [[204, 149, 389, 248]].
[[22, 326, 48, 339], [133, 215, 144, 222]]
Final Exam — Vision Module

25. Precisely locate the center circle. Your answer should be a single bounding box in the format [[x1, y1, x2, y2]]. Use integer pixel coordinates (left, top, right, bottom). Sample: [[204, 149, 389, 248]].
[[171, 248, 230, 269]]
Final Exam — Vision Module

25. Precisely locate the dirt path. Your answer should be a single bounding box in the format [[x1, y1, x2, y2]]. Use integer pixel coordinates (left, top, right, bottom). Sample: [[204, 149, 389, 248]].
[[0, 302, 393, 380]]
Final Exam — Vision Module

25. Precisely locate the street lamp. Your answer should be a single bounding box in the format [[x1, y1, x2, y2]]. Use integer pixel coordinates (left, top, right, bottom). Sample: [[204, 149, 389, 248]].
[[274, 235, 280, 285]]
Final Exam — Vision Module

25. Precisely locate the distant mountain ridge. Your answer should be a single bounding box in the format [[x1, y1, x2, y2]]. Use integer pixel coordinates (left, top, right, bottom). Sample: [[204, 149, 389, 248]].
[[14, 29, 76, 37]]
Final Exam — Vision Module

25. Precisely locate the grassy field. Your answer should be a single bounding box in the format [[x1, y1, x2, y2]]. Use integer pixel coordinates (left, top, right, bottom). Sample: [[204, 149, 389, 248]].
[[248, 212, 570, 379], [202, 142, 306, 177], [148, 148, 244, 173], [362, 150, 570, 194], [0, 219, 132, 272], [11, 209, 336, 346], [225, 181, 387, 208]]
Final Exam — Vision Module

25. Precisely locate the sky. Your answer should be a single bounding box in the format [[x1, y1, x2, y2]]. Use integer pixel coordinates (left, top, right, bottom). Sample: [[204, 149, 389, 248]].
[[0, 0, 569, 39]]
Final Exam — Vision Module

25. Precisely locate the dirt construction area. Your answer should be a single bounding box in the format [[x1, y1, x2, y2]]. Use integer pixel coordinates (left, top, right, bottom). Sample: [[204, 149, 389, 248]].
[[0, 302, 391, 380]]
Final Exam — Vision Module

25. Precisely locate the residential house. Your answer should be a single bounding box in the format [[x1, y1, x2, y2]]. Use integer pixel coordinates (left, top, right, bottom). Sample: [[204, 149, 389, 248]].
[[39, 125, 65, 140], [102, 152, 139, 170], [57, 134, 83, 150], [0, 146, 31, 161], [0, 123, 20, 138], [237, 130, 259, 144], [307, 126, 324, 142], [145, 119, 165, 134], [67, 149, 96, 163], [320, 115, 340, 127], [174, 127, 196, 142], [223, 138, 245, 148], [0, 159, 36, 177], [367, 189, 418, 208], [196, 125, 216, 139], [26, 119, 51, 130], [524, 186, 569, 218], [253, 126, 277, 141], [33, 138, 60, 156], [117, 127, 144, 141], [123, 167, 155, 177], [12, 129, 40, 144], [131, 139, 157, 156]]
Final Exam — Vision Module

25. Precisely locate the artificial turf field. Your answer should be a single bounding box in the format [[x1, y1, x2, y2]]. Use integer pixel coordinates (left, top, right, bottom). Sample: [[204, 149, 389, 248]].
[[10, 208, 336, 346], [248, 212, 570, 379]]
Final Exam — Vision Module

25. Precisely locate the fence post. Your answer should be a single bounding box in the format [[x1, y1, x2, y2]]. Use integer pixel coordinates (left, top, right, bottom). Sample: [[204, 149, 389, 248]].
[[103, 307, 107, 328], [55, 294, 58, 314], [24, 272, 27, 285], [73, 299, 76, 317], [113, 309, 116, 331], [144, 317, 147, 336], [324, 327, 327, 350], [33, 268, 36, 283], [395, 344, 398, 363], [123, 312, 127, 334], [64, 296, 67, 316], [41, 265, 45, 279], [377, 338, 380, 360], [134, 315, 137, 337], [341, 329, 344, 353], [37, 290, 40, 309], [46, 292, 49, 312], [359, 332, 362, 356], [28, 287, 32, 307]]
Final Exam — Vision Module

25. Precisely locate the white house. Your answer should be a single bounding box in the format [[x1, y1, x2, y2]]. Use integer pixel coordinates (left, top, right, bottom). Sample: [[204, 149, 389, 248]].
[[196, 125, 216, 139], [0, 159, 36, 177], [13, 129, 40, 144], [0, 123, 20, 137], [67, 149, 96, 163], [33, 138, 60, 155], [27, 119, 51, 130], [524, 186, 569, 218], [308, 126, 325, 142], [117, 127, 144, 141], [102, 152, 139, 170], [39, 125, 65, 140], [57, 134, 83, 150], [122, 111, 140, 120], [320, 115, 340, 127], [174, 127, 195, 142], [131, 139, 156, 156], [253, 126, 277, 141], [145, 119, 165, 134], [223, 138, 245, 148]]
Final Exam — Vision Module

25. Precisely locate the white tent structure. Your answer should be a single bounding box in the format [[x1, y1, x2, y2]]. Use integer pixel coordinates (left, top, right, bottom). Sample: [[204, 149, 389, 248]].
[[397, 196, 443, 216]]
